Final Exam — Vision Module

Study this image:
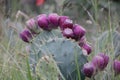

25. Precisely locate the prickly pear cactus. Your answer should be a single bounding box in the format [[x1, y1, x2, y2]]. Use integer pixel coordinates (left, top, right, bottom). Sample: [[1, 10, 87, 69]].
[[97, 27, 120, 58], [19, 13, 92, 80], [36, 55, 65, 80], [97, 31, 110, 52], [30, 36, 87, 80]]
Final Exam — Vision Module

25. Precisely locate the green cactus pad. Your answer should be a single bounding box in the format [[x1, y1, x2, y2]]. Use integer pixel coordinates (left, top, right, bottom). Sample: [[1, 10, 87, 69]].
[[97, 30, 120, 58], [32, 29, 62, 45], [30, 30, 62, 58], [30, 38, 87, 80]]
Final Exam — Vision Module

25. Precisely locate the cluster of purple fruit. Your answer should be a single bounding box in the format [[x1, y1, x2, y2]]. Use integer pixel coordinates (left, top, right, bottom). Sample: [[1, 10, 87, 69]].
[[82, 53, 109, 78], [20, 13, 92, 55], [82, 53, 120, 78]]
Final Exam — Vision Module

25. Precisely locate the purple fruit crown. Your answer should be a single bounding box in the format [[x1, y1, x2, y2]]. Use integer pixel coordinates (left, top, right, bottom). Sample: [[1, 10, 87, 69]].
[[20, 13, 92, 55]]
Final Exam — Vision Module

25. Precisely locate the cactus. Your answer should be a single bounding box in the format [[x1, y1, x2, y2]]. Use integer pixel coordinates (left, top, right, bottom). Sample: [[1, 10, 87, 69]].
[[36, 55, 65, 80], [19, 13, 90, 80], [30, 36, 87, 80], [97, 28, 120, 58]]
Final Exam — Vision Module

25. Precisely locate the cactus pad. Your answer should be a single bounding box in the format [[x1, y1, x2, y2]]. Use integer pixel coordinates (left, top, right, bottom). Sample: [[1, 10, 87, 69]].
[[30, 38, 87, 80]]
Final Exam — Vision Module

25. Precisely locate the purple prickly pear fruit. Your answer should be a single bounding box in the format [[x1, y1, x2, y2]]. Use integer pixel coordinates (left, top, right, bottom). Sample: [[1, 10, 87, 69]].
[[82, 43, 92, 55], [92, 55, 105, 70], [73, 24, 86, 39], [19, 28, 33, 43], [78, 36, 86, 47], [82, 62, 96, 78], [113, 60, 120, 75], [98, 53, 109, 69], [37, 14, 51, 31], [26, 18, 40, 34], [61, 19, 73, 30], [48, 13, 60, 27], [62, 28, 74, 38], [59, 16, 69, 30]]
